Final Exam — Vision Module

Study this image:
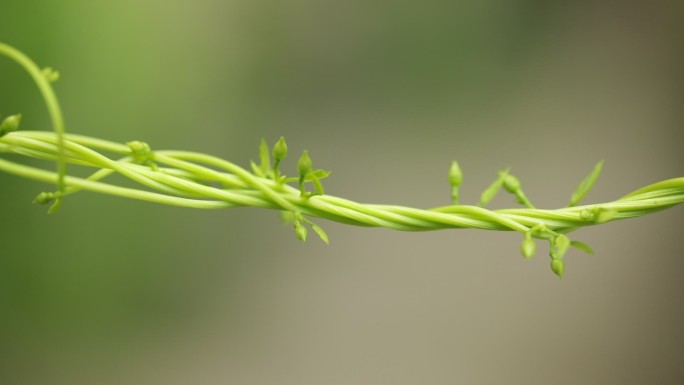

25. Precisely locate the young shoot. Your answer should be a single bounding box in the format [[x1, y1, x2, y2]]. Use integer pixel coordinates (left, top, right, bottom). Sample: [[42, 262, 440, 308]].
[[1, 42, 682, 278]]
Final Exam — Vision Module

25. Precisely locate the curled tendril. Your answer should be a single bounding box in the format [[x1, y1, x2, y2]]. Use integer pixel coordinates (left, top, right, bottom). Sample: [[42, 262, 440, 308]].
[[1, 130, 682, 277], [1, 42, 683, 278]]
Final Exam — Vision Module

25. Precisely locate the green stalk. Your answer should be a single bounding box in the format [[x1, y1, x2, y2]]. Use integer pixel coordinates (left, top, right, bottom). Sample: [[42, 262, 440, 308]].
[[0, 43, 66, 210], [1, 42, 682, 278]]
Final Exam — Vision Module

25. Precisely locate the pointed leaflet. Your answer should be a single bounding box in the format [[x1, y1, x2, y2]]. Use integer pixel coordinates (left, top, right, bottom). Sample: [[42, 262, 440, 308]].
[[478, 169, 509, 207], [259, 138, 270, 175], [301, 217, 330, 244], [309, 222, 330, 244], [250, 160, 263, 177], [570, 240, 594, 255], [305, 169, 331, 196], [304, 169, 331, 181], [569, 160, 604, 207]]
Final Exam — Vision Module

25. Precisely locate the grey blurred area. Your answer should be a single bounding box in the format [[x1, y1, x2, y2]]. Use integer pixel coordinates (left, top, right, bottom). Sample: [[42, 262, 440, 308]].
[[0, 1, 683, 384]]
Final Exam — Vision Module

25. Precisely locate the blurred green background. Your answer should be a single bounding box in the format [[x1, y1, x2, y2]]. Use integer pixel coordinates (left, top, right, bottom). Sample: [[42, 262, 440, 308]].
[[1, 1, 683, 384]]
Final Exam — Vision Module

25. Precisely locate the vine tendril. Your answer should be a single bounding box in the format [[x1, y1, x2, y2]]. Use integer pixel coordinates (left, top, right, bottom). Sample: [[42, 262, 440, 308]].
[[1, 43, 682, 278]]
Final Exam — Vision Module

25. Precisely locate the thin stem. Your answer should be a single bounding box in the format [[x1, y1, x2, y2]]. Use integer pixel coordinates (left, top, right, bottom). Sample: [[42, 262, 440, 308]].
[[2, 131, 682, 234], [0, 43, 67, 202], [1, 41, 682, 277]]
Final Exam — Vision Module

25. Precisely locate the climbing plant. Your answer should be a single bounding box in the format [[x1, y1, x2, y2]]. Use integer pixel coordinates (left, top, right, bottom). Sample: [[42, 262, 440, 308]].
[[1, 42, 682, 278]]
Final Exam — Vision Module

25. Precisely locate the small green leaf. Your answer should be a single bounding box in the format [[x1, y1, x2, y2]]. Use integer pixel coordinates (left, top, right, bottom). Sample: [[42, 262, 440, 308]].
[[478, 178, 504, 207], [47, 198, 62, 214], [250, 160, 264, 177], [259, 138, 270, 174], [301, 216, 330, 244], [309, 222, 330, 244], [571, 240, 594, 255], [569, 160, 604, 207], [300, 169, 330, 196], [305, 169, 331, 181]]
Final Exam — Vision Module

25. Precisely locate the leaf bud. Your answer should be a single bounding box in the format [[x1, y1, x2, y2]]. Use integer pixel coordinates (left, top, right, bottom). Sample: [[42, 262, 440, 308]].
[[127, 141, 154, 163], [521, 234, 536, 259], [33, 191, 55, 205], [295, 222, 308, 242], [550, 259, 565, 278], [297, 150, 312, 176], [127, 140, 151, 154], [554, 234, 571, 258], [0, 114, 22, 136], [42, 67, 60, 83], [273, 137, 288, 162], [503, 174, 521, 193], [448, 161, 463, 187]]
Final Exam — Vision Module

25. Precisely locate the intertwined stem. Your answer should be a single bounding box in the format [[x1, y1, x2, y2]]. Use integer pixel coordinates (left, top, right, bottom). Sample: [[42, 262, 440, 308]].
[[1, 130, 682, 237], [1, 42, 682, 278]]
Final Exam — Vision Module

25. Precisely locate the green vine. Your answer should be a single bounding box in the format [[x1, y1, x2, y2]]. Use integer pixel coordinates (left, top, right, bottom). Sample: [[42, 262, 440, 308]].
[[1, 43, 682, 278]]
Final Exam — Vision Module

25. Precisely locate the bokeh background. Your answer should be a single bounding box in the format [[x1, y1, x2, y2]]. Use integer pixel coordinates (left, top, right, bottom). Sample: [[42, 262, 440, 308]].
[[1, 1, 683, 384]]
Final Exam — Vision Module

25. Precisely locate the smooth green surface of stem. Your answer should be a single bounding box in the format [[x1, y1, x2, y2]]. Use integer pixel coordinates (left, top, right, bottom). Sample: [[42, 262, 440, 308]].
[[0, 43, 66, 203], [2, 42, 682, 277], [2, 130, 682, 233]]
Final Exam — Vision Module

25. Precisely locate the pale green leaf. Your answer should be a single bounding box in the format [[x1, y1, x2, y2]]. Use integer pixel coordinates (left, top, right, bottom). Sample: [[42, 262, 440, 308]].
[[569, 160, 604, 207], [571, 240, 594, 255], [310, 222, 330, 244]]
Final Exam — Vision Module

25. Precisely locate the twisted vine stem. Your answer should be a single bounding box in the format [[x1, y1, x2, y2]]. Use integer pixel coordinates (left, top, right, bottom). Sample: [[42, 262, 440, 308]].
[[1, 43, 682, 278]]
